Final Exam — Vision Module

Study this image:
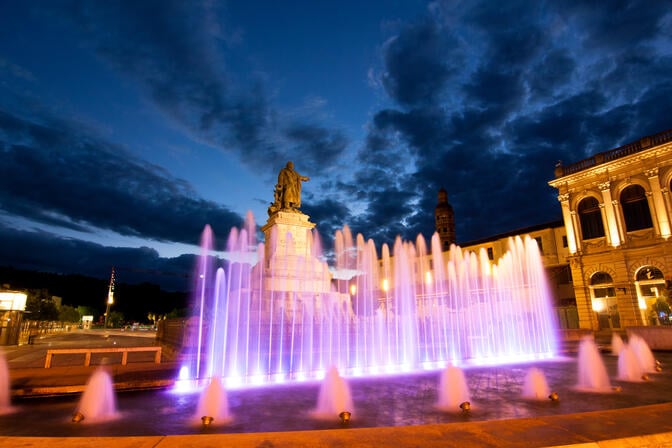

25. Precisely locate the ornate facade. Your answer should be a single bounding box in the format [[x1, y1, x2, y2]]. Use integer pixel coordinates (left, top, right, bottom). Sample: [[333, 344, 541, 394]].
[[549, 129, 672, 332]]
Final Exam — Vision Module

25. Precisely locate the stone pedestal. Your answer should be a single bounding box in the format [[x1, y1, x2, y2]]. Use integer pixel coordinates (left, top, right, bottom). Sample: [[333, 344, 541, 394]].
[[261, 211, 331, 294], [262, 211, 316, 261]]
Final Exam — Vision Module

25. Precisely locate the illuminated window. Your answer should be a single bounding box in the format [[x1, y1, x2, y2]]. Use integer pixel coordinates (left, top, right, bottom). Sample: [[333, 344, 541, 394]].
[[621, 185, 653, 231], [578, 197, 605, 239]]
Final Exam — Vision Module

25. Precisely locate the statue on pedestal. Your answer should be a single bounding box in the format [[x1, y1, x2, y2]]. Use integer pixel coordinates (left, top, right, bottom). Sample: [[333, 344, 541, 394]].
[[268, 161, 310, 215]]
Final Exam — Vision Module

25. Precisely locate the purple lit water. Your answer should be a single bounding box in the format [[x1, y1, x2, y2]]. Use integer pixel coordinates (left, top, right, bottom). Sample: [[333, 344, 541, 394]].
[[435, 365, 471, 411], [74, 367, 118, 423], [181, 213, 558, 387], [618, 344, 644, 382], [522, 367, 551, 400], [0, 351, 12, 414], [193, 378, 231, 426], [311, 366, 354, 420], [576, 337, 612, 392]]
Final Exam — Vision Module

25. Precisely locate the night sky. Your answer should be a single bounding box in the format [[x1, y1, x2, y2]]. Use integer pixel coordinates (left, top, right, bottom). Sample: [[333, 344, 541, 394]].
[[1, 1, 671, 290]]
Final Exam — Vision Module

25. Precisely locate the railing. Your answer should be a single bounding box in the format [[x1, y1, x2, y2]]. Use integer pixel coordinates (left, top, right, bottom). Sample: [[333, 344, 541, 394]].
[[555, 128, 672, 177], [44, 346, 162, 368]]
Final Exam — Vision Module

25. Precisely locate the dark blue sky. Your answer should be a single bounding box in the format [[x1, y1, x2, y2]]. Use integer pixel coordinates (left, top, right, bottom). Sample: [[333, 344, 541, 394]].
[[1, 1, 671, 290]]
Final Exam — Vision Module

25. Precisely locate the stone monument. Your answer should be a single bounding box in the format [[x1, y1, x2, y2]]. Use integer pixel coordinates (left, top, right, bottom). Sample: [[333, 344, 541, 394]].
[[262, 162, 332, 295]]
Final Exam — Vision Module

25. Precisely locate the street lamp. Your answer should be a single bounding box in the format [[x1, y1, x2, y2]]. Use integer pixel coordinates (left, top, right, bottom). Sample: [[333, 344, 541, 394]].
[[104, 267, 115, 328]]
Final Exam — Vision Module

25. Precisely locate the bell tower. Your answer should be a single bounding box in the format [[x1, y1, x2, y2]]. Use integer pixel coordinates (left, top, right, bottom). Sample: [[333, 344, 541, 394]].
[[435, 187, 455, 251]]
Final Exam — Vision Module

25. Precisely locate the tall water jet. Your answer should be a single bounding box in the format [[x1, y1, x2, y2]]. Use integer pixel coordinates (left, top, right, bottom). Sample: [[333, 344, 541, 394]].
[[180, 163, 558, 388], [629, 335, 656, 373], [521, 367, 551, 400], [611, 333, 624, 356], [194, 378, 231, 426], [311, 366, 354, 420], [576, 337, 611, 392], [435, 365, 471, 411], [0, 350, 12, 414], [617, 344, 644, 382], [73, 366, 118, 423]]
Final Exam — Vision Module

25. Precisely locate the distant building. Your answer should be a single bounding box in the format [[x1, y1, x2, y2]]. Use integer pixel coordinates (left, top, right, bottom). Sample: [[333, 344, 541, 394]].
[[549, 128, 672, 332], [0, 289, 27, 345], [459, 221, 578, 330], [434, 187, 455, 250]]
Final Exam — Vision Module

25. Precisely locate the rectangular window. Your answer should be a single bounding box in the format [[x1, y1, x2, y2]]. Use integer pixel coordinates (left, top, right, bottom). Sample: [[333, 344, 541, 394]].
[[534, 237, 543, 253], [487, 247, 494, 260], [562, 235, 568, 248]]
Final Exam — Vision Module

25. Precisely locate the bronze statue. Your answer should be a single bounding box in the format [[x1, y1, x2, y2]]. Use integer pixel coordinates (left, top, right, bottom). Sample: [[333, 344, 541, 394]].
[[268, 161, 309, 215]]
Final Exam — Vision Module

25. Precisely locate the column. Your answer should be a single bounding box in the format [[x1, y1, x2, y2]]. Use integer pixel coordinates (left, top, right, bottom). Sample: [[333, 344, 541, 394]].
[[645, 168, 670, 238], [598, 181, 621, 247], [558, 193, 578, 254]]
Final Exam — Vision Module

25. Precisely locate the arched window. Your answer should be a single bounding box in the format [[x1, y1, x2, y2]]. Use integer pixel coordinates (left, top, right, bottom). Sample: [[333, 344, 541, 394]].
[[578, 197, 605, 239], [635, 266, 669, 325], [621, 185, 653, 231], [590, 272, 620, 328]]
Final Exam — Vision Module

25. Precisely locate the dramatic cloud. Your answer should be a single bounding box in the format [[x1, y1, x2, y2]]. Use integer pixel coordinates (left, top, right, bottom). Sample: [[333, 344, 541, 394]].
[[0, 222, 195, 291], [357, 0, 672, 244], [0, 0, 670, 290], [50, 0, 348, 175], [0, 107, 243, 245]]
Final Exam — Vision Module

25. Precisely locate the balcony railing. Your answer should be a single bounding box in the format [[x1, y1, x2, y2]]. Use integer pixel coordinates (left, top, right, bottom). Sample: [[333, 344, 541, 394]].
[[554, 128, 672, 178]]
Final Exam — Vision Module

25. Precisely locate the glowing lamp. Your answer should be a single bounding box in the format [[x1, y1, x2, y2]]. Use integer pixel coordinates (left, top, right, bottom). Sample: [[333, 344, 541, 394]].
[[638, 298, 647, 310], [459, 401, 471, 412], [381, 279, 389, 292], [548, 392, 559, 401], [339, 411, 351, 424], [425, 271, 433, 285], [591, 299, 605, 313], [349, 284, 357, 296], [72, 412, 85, 423]]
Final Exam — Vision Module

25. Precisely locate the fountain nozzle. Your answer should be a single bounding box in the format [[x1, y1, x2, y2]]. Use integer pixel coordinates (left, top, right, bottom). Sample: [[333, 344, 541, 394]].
[[459, 401, 471, 412], [71, 412, 85, 423], [548, 392, 559, 401], [201, 416, 214, 427], [339, 411, 351, 424]]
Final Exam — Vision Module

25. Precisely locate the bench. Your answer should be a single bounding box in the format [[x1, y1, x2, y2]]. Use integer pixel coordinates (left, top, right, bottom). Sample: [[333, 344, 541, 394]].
[[44, 346, 162, 368]]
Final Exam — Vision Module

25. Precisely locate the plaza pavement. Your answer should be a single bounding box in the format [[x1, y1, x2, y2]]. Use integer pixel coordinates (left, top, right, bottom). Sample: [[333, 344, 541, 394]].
[[2, 330, 672, 447]]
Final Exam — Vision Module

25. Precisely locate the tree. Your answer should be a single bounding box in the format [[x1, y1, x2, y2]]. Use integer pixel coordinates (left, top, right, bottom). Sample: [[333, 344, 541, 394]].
[[58, 304, 81, 323], [106, 310, 124, 328], [24, 289, 59, 321]]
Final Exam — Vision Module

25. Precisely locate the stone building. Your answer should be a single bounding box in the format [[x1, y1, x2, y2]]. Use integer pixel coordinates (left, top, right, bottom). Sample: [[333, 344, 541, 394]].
[[458, 221, 577, 329], [549, 128, 672, 333]]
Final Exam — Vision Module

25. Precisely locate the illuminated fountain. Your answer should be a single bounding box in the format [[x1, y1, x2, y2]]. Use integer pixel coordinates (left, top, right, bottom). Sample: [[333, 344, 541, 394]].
[[72, 366, 118, 423], [576, 336, 612, 392], [618, 343, 645, 382], [194, 378, 231, 426], [179, 163, 557, 388], [522, 367, 551, 400], [311, 366, 354, 420], [0, 351, 12, 415], [180, 218, 557, 388], [435, 365, 471, 411]]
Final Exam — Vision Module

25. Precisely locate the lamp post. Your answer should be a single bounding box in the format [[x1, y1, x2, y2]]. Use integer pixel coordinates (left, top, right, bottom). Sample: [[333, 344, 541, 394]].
[[104, 267, 115, 328]]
